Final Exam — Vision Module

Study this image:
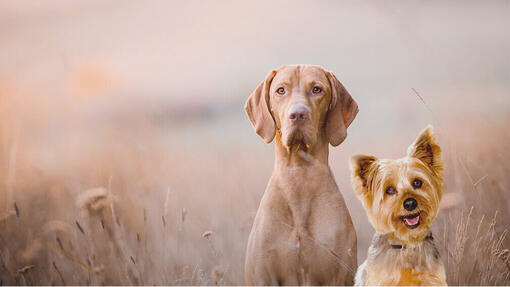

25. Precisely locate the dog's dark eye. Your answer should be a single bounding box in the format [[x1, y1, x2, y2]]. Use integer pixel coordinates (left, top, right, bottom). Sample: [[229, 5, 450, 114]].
[[412, 179, 423, 189], [385, 186, 396, 195], [276, 87, 286, 95], [312, 86, 322, 94]]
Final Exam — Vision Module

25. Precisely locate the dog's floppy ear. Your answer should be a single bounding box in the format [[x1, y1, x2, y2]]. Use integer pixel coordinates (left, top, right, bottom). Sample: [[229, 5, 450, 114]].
[[245, 70, 277, 143], [350, 155, 378, 196], [325, 72, 359, 146], [407, 125, 443, 176]]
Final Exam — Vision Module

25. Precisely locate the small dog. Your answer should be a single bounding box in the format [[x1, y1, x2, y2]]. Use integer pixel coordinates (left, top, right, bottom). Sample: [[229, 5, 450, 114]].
[[350, 125, 447, 286]]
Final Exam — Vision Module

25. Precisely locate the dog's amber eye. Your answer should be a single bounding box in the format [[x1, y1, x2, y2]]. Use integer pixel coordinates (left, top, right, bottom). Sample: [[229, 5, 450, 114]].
[[276, 87, 286, 95], [385, 186, 396, 195], [412, 179, 423, 189], [312, 86, 322, 94]]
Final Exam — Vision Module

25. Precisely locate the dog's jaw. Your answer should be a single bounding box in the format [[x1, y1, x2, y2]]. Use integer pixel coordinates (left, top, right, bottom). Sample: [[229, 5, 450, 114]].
[[281, 123, 319, 154]]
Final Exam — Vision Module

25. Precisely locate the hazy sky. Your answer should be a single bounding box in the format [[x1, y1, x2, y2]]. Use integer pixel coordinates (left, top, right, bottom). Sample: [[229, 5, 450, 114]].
[[1, 1, 508, 130]]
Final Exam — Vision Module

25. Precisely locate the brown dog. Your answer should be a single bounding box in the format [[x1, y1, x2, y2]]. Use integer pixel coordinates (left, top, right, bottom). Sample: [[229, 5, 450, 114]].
[[244, 65, 358, 285]]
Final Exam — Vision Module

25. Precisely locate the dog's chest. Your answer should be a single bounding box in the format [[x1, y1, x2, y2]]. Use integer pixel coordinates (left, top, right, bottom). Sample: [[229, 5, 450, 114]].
[[281, 223, 346, 283], [363, 234, 446, 286], [250, 168, 355, 284], [366, 268, 431, 286], [255, 194, 348, 281], [281, 198, 349, 272]]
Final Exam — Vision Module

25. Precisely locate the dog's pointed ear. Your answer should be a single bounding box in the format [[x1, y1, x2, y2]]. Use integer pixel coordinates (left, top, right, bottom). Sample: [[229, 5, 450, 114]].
[[407, 125, 443, 176], [350, 155, 378, 196], [245, 70, 277, 143], [325, 72, 359, 146]]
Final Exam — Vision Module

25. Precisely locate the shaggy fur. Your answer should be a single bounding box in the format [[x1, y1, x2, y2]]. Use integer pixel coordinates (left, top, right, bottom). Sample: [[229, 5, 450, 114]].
[[350, 125, 447, 286]]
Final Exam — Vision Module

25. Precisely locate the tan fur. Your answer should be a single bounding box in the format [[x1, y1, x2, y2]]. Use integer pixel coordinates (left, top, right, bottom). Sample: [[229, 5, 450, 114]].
[[350, 125, 447, 286], [244, 65, 358, 285]]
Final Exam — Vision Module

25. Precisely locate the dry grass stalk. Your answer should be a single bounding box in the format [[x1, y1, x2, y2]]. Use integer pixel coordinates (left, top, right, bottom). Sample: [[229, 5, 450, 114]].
[[441, 208, 510, 285], [411, 88, 439, 127], [52, 261, 66, 285], [17, 264, 35, 274], [13, 201, 19, 218], [45, 240, 91, 271], [75, 221, 85, 235]]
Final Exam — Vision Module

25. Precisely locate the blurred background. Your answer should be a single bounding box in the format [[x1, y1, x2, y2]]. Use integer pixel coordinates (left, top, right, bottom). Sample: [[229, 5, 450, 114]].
[[0, 1, 509, 285]]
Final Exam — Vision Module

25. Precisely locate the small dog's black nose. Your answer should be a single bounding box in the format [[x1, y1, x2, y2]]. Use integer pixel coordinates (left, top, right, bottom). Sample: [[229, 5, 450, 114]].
[[288, 106, 309, 123], [403, 198, 418, 211]]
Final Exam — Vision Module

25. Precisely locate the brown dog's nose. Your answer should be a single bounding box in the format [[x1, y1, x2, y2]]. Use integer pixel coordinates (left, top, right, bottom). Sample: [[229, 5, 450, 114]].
[[288, 106, 309, 123]]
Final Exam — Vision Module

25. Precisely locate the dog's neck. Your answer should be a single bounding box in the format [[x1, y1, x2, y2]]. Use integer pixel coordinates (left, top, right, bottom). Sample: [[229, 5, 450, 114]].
[[271, 131, 337, 231], [274, 131, 330, 170], [371, 232, 440, 267], [386, 230, 431, 247], [386, 232, 434, 250]]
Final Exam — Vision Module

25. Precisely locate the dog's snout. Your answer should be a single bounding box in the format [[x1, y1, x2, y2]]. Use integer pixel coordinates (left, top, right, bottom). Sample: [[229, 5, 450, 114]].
[[403, 198, 418, 211], [288, 106, 309, 123]]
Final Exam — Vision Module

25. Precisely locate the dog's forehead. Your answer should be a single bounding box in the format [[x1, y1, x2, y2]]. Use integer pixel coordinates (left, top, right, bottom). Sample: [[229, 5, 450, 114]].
[[273, 65, 328, 84], [378, 159, 410, 179], [378, 158, 430, 182]]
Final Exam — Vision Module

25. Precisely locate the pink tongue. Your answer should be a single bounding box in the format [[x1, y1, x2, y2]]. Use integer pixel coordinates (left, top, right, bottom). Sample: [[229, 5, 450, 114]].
[[405, 215, 419, 226]]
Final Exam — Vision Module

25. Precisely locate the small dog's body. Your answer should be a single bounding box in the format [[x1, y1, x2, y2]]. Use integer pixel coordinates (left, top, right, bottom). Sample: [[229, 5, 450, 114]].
[[350, 126, 447, 286]]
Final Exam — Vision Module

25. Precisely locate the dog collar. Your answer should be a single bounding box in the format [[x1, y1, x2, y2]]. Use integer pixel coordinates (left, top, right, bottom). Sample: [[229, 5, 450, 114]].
[[389, 233, 433, 250]]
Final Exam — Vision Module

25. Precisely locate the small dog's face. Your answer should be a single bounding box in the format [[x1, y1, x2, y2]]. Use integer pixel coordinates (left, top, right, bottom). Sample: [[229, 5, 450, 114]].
[[350, 126, 444, 242]]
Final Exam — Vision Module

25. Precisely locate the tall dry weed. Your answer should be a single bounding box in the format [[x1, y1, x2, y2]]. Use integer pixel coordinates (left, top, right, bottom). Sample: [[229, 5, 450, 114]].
[[0, 93, 508, 285]]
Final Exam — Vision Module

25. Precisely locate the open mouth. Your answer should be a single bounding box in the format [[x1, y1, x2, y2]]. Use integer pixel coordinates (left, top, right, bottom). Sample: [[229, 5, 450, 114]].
[[400, 213, 420, 229]]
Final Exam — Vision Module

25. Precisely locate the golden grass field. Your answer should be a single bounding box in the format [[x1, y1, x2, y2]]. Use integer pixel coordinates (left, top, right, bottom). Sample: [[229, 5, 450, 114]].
[[0, 90, 509, 285], [1, 1, 509, 285]]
